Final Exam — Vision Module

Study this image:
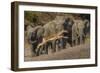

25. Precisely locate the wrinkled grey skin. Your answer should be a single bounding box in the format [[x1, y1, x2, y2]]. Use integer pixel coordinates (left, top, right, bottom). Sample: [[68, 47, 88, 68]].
[[43, 16, 65, 37]]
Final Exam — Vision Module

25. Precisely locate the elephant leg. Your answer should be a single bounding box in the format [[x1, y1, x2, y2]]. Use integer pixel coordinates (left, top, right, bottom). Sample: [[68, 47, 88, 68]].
[[58, 39, 63, 50], [83, 35, 85, 43], [36, 45, 41, 56], [48, 41, 54, 53], [60, 38, 64, 49], [53, 40, 56, 51], [68, 37, 73, 47], [35, 43, 43, 56], [51, 40, 56, 53], [45, 42, 49, 54], [80, 35, 83, 44], [62, 38, 68, 49], [36, 43, 49, 56], [55, 39, 59, 51], [44, 43, 48, 54], [72, 39, 75, 46], [41, 45, 47, 55], [32, 43, 38, 56], [55, 40, 58, 50], [36, 47, 40, 56]]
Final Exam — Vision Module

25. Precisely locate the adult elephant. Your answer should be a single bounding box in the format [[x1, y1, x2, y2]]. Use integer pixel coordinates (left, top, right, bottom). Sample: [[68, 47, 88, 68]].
[[77, 19, 85, 44], [72, 17, 85, 45], [72, 19, 79, 46], [83, 19, 90, 43], [63, 18, 74, 47], [28, 25, 44, 56], [43, 16, 65, 52]]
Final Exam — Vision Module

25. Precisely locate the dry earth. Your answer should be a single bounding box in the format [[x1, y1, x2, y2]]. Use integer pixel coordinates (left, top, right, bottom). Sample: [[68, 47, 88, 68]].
[[24, 43, 90, 61]]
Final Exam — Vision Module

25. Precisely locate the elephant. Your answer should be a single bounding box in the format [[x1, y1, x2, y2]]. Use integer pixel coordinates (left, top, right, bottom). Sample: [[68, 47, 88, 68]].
[[77, 19, 85, 44], [83, 19, 90, 42], [28, 25, 44, 56], [42, 16, 65, 52], [72, 18, 86, 45], [62, 18, 74, 47]]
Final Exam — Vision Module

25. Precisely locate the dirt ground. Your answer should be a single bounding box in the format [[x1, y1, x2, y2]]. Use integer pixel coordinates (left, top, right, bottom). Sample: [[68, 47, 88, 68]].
[[24, 42, 90, 61]]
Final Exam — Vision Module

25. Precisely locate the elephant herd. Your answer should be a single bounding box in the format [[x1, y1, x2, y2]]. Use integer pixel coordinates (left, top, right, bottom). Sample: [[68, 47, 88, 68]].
[[26, 15, 90, 56]]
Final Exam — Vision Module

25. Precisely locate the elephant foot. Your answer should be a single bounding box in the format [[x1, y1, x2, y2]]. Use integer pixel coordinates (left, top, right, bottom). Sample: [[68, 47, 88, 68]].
[[51, 49, 56, 53], [32, 53, 37, 57]]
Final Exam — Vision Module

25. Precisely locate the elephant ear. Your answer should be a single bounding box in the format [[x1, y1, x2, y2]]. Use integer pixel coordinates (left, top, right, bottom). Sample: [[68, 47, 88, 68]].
[[36, 26, 44, 38]]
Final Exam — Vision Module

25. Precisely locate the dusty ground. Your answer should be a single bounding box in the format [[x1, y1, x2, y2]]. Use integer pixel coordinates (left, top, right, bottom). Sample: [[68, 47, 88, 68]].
[[24, 42, 90, 61]]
